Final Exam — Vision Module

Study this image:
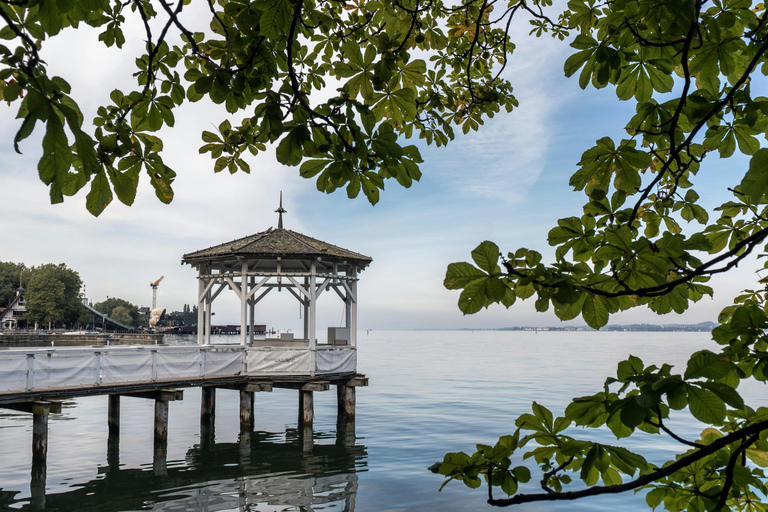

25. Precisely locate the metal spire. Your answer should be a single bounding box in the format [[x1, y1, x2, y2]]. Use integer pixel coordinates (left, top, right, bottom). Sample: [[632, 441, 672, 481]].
[[275, 191, 287, 229]]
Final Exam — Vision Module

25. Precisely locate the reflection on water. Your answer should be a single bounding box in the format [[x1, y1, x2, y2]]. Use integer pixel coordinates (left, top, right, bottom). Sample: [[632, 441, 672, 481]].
[[2, 422, 365, 511]]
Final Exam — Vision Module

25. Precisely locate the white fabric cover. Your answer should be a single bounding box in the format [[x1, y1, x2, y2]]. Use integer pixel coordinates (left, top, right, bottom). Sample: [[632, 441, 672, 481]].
[[246, 349, 311, 374], [156, 348, 202, 379], [203, 349, 244, 376], [101, 351, 153, 383], [0, 354, 28, 392], [316, 348, 357, 373], [33, 352, 96, 388]]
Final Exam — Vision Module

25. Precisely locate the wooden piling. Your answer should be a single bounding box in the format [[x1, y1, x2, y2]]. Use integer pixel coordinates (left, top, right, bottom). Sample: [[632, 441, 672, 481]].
[[239, 390, 254, 432], [32, 410, 48, 465], [108, 394, 120, 437], [337, 383, 355, 420], [154, 399, 169, 445], [201, 387, 216, 425], [299, 390, 314, 425]]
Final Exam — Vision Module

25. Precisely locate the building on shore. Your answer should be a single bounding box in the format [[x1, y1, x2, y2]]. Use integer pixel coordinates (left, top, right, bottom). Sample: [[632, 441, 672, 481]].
[[0, 287, 27, 330]]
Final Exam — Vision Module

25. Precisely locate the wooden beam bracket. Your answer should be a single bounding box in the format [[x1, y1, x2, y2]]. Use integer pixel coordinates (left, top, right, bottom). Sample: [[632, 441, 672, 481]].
[[0, 401, 62, 415], [123, 389, 183, 401], [347, 376, 369, 387]]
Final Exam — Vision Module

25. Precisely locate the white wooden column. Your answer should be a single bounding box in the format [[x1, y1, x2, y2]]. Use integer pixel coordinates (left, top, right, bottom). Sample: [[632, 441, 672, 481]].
[[248, 276, 255, 344], [205, 277, 212, 345], [303, 276, 309, 340], [350, 266, 357, 347], [197, 267, 205, 345], [309, 261, 317, 375], [240, 261, 248, 346]]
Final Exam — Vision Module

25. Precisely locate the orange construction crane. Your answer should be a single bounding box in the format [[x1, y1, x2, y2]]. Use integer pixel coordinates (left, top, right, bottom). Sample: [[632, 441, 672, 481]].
[[151, 275, 164, 310]]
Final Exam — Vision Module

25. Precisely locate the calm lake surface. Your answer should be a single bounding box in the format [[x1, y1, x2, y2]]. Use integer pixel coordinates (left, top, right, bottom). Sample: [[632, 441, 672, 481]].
[[1, 330, 764, 511]]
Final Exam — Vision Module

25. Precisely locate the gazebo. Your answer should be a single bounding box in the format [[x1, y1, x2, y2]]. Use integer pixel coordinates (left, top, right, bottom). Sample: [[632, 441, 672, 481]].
[[181, 200, 372, 370]]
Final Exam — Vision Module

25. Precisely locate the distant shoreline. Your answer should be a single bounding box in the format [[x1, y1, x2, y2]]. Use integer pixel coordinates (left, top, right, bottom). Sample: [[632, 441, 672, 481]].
[[414, 322, 719, 333]]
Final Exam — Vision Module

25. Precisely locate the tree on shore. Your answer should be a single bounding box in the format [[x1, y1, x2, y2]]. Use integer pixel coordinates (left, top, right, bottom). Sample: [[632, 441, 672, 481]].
[[0, 261, 25, 306], [25, 264, 90, 328], [93, 297, 142, 326]]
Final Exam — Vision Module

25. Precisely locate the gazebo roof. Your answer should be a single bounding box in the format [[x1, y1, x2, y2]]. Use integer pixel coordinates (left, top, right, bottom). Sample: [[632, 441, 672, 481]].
[[182, 227, 372, 266]]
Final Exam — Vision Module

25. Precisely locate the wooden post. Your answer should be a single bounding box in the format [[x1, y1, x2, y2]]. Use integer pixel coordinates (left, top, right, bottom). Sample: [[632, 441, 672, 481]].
[[154, 399, 169, 477], [108, 394, 120, 437], [239, 390, 253, 432], [32, 410, 48, 465], [337, 383, 356, 420], [201, 387, 216, 426], [154, 399, 169, 445], [299, 390, 314, 425]]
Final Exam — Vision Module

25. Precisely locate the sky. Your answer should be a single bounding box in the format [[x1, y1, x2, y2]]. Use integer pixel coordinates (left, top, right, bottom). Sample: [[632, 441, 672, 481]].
[[0, 6, 761, 330]]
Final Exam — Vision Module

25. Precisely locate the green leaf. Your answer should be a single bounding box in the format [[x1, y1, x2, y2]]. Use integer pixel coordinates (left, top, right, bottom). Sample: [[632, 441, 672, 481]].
[[686, 384, 726, 424], [444, 262, 487, 289], [458, 278, 489, 314], [86, 170, 113, 217], [582, 295, 609, 329], [471, 241, 500, 274], [741, 148, 768, 203], [38, 114, 72, 186]]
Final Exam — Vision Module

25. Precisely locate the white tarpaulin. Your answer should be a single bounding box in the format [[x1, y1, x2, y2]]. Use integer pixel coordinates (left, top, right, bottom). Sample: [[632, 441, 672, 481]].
[[246, 349, 311, 374], [33, 352, 96, 389], [0, 354, 28, 392], [316, 349, 356, 373], [156, 348, 202, 379], [203, 349, 243, 376], [101, 351, 153, 383]]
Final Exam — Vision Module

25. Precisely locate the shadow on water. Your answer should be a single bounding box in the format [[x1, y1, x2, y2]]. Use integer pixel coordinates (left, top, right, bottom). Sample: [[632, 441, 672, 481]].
[[0, 420, 366, 512]]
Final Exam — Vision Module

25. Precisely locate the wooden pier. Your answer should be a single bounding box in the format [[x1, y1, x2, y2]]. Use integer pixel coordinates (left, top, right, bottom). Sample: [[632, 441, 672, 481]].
[[0, 343, 367, 506]]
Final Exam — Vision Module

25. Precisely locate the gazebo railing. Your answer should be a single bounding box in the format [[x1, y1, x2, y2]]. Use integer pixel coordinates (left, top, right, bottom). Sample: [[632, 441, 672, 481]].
[[0, 345, 356, 394]]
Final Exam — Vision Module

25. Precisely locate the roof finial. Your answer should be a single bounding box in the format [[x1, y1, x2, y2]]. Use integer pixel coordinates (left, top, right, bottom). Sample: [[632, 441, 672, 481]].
[[275, 191, 287, 229]]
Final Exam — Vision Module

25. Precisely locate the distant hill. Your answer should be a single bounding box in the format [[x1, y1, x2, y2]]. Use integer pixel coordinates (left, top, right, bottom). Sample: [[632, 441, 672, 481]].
[[491, 321, 719, 332]]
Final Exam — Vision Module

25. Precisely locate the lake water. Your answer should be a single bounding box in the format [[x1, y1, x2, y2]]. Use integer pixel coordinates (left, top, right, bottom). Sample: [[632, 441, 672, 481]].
[[0, 330, 763, 511]]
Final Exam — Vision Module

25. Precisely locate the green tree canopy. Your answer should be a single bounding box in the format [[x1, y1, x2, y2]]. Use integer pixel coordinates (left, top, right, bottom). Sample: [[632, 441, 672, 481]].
[[109, 305, 134, 326], [25, 263, 89, 327], [433, 0, 768, 510], [0, 0, 531, 214], [0, 261, 25, 306], [93, 297, 142, 326]]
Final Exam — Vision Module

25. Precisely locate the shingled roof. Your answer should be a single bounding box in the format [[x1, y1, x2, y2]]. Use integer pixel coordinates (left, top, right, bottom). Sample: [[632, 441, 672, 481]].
[[182, 228, 372, 266]]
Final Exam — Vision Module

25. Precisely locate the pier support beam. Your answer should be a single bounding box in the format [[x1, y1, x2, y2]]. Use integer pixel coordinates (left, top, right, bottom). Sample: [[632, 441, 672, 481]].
[[108, 395, 120, 437], [336, 375, 368, 421], [337, 384, 355, 421], [201, 387, 216, 425], [299, 390, 314, 426], [154, 399, 169, 445], [0, 401, 61, 510], [153, 399, 169, 477], [239, 390, 254, 432]]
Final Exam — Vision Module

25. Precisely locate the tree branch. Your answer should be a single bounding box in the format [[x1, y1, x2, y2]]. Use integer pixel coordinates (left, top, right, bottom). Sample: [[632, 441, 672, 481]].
[[488, 418, 768, 506]]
